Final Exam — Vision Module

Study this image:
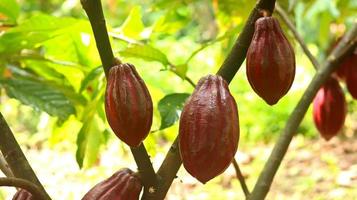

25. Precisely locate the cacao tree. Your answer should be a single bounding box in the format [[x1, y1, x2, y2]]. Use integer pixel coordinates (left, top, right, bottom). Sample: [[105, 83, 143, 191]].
[[0, 0, 356, 199]]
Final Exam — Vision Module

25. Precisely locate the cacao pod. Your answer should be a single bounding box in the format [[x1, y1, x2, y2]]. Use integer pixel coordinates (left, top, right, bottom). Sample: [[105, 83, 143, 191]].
[[179, 75, 239, 183], [82, 168, 142, 200], [313, 77, 347, 141], [105, 63, 153, 147], [12, 189, 33, 200], [246, 16, 295, 105]]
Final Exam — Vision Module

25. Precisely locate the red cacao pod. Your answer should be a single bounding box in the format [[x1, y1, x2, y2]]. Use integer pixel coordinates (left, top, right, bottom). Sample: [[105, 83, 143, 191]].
[[179, 75, 239, 183], [12, 189, 33, 200], [313, 77, 347, 141], [246, 16, 295, 105], [105, 63, 153, 147], [82, 168, 142, 200]]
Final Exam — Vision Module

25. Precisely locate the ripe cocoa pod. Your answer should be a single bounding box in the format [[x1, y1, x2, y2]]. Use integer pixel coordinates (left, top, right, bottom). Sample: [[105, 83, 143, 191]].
[[12, 189, 33, 200], [105, 63, 153, 147], [246, 16, 295, 105], [313, 77, 347, 141], [82, 168, 142, 200], [179, 75, 239, 183]]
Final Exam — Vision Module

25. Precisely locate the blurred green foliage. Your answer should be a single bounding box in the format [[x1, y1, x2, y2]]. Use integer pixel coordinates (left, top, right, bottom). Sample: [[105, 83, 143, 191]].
[[0, 0, 356, 169]]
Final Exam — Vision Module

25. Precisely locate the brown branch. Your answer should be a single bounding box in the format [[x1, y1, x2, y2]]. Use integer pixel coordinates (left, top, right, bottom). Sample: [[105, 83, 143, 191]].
[[0, 113, 51, 199], [151, 1, 277, 199], [0, 152, 13, 177], [232, 159, 250, 198], [275, 3, 320, 70], [0, 177, 48, 200], [249, 24, 357, 200], [130, 145, 158, 197], [80, 0, 117, 77], [80, 0, 158, 195]]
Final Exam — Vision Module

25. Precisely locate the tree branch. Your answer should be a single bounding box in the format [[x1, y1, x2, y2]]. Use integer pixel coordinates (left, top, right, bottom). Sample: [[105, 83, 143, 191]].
[[232, 159, 250, 198], [275, 3, 320, 70], [0, 177, 48, 200], [0, 113, 51, 200], [0, 151, 13, 177], [80, 0, 158, 195], [151, 1, 277, 199], [80, 0, 116, 77], [130, 145, 158, 197], [249, 24, 357, 200]]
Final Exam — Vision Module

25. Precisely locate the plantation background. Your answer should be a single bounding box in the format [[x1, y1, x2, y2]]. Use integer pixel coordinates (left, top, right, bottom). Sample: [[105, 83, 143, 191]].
[[0, 0, 356, 199]]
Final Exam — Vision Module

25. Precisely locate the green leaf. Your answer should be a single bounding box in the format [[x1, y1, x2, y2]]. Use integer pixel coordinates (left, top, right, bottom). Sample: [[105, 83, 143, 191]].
[[120, 44, 170, 66], [0, 13, 83, 55], [0, 78, 76, 121], [158, 93, 190, 130], [0, 0, 20, 23], [80, 66, 103, 93], [76, 115, 105, 168], [120, 6, 145, 40]]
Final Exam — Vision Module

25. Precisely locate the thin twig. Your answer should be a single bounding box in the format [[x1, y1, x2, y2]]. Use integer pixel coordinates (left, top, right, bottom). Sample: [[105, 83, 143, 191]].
[[232, 159, 250, 198], [0, 113, 51, 200], [275, 3, 320, 69], [0, 177, 48, 200], [249, 24, 357, 200]]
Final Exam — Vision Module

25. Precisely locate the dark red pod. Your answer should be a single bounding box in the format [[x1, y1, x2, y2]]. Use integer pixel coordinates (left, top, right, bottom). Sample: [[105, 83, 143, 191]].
[[246, 16, 296, 105], [313, 77, 347, 141], [82, 168, 142, 200], [105, 63, 153, 147], [179, 75, 239, 183], [12, 189, 33, 200]]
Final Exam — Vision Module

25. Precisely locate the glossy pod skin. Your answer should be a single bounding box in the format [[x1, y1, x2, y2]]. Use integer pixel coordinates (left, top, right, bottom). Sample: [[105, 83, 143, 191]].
[[12, 189, 33, 200], [313, 78, 347, 141], [179, 75, 239, 184], [82, 168, 142, 200], [246, 16, 296, 105], [105, 63, 153, 147]]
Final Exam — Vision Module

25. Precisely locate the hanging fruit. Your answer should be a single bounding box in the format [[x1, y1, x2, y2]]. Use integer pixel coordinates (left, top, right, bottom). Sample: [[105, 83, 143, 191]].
[[105, 63, 153, 147], [313, 77, 347, 141], [246, 16, 296, 105], [179, 75, 239, 183], [82, 168, 142, 200]]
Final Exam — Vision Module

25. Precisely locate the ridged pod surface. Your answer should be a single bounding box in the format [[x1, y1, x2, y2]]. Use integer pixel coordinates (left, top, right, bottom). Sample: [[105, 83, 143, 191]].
[[105, 63, 153, 147], [82, 168, 142, 200], [179, 75, 239, 184], [246, 16, 295, 105], [12, 189, 33, 200], [313, 78, 347, 141]]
